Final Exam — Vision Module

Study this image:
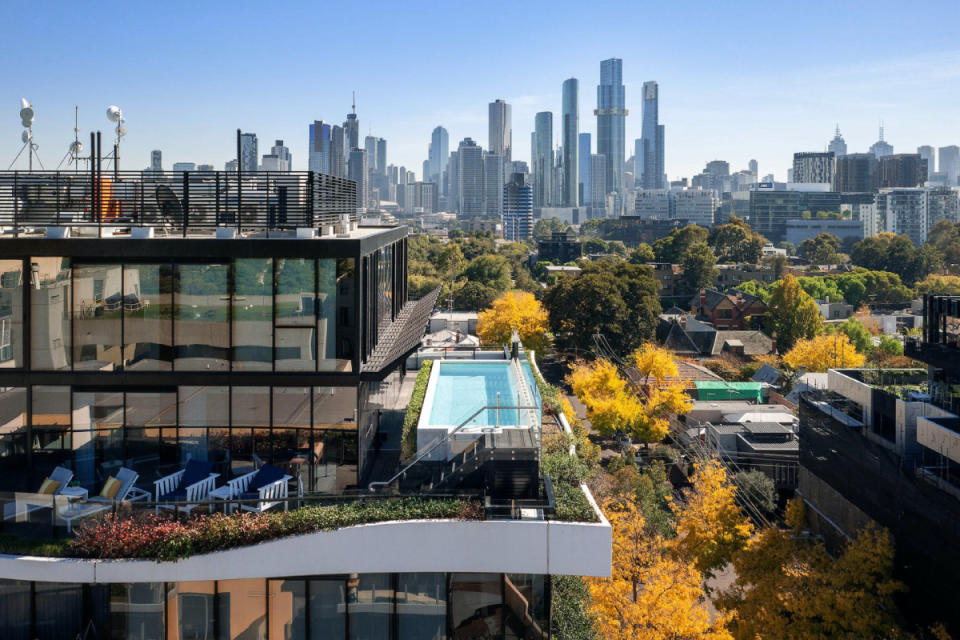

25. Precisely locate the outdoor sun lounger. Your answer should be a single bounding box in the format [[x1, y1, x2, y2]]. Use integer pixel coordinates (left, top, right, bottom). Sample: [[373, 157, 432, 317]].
[[2, 466, 74, 523], [154, 460, 219, 515], [224, 464, 292, 513], [56, 467, 152, 533]]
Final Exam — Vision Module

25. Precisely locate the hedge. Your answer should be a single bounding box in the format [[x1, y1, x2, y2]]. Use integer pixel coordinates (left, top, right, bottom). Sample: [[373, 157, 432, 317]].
[[402, 360, 433, 460], [551, 574, 597, 639], [69, 497, 480, 561]]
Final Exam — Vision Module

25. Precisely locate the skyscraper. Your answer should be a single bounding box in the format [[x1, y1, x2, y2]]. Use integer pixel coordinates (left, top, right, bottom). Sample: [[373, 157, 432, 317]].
[[503, 173, 533, 242], [918, 146, 935, 180], [376, 138, 387, 176], [834, 153, 879, 192], [596, 58, 627, 197], [484, 153, 505, 217], [309, 121, 331, 173], [590, 154, 607, 217], [561, 79, 579, 207], [488, 100, 512, 161], [260, 139, 291, 171], [939, 146, 960, 186], [364, 136, 378, 170], [578, 133, 591, 207], [329, 124, 345, 178], [828, 125, 847, 157], [533, 112, 553, 209], [457, 138, 484, 218], [792, 152, 834, 184], [748, 159, 758, 178], [869, 124, 894, 158], [428, 126, 449, 188], [240, 132, 258, 173], [343, 96, 359, 151], [150, 150, 162, 172], [347, 148, 368, 213], [640, 81, 665, 189]]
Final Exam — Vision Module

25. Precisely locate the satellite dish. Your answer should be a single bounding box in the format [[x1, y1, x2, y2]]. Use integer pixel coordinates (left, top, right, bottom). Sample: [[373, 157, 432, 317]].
[[117, 124, 127, 137], [21, 131, 31, 144], [106, 105, 123, 122], [69, 141, 83, 154], [19, 98, 34, 127]]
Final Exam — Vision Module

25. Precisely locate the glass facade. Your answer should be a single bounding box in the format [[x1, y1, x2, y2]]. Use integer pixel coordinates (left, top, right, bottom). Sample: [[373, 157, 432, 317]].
[[0, 573, 547, 640], [0, 259, 23, 367]]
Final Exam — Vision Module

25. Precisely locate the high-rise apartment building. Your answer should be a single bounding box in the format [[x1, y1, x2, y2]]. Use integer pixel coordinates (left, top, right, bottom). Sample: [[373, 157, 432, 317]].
[[834, 153, 879, 193], [483, 153, 505, 217], [150, 150, 162, 172], [364, 136, 378, 171], [329, 124, 345, 178], [879, 154, 927, 188], [261, 139, 291, 172], [488, 99, 511, 161], [348, 148, 368, 213], [674, 189, 718, 227], [309, 121, 332, 173], [634, 189, 670, 219], [748, 159, 758, 178], [940, 146, 960, 186], [428, 126, 449, 188], [590, 154, 607, 216], [240, 132, 258, 173], [503, 173, 533, 241], [640, 81, 665, 189], [926, 185, 960, 229], [533, 112, 553, 209], [376, 138, 387, 176], [561, 79, 579, 207], [447, 150, 459, 211], [343, 99, 359, 151], [918, 146, 936, 180], [878, 188, 927, 245], [596, 58, 627, 197], [792, 152, 835, 184], [457, 138, 484, 218], [578, 133, 591, 207], [828, 125, 847, 157]]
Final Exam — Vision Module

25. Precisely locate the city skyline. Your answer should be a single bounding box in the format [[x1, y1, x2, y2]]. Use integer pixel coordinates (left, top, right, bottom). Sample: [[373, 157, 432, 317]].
[[1, 2, 959, 182]]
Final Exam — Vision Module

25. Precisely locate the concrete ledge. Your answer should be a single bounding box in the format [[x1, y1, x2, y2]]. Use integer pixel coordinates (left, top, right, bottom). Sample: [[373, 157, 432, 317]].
[[0, 516, 611, 583]]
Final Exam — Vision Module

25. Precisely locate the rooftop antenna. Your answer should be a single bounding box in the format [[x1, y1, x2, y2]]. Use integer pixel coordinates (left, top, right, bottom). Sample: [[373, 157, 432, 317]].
[[103, 105, 126, 172], [879, 121, 884, 142], [8, 98, 43, 171], [352, 91, 356, 115], [835, 123, 841, 137], [57, 106, 85, 170]]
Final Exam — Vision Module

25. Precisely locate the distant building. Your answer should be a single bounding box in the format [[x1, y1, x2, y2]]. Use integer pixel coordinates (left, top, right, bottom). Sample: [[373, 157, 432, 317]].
[[483, 153, 504, 217], [347, 148, 368, 213], [428, 126, 449, 188], [834, 153, 878, 192], [674, 190, 718, 227], [239, 132, 258, 172], [784, 218, 864, 247], [869, 125, 894, 158], [749, 186, 842, 242], [926, 186, 960, 229], [634, 189, 670, 219], [688, 288, 768, 331], [537, 230, 582, 263], [457, 138, 484, 218], [828, 125, 847, 157], [793, 152, 834, 184], [918, 145, 936, 180], [561, 79, 579, 207], [596, 58, 627, 196], [640, 80, 665, 189], [261, 140, 291, 171], [878, 188, 927, 245], [488, 99, 511, 160], [938, 146, 960, 186], [172, 162, 195, 172], [502, 173, 533, 242], [878, 153, 927, 188], [309, 121, 332, 173], [329, 124, 345, 178], [533, 112, 553, 208], [150, 149, 162, 171], [590, 154, 607, 217]]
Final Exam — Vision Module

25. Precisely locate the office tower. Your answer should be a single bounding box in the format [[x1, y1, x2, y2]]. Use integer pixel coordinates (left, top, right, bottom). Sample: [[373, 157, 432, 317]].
[[484, 153, 505, 217], [343, 96, 359, 151], [488, 99, 512, 161], [447, 150, 459, 211], [510, 161, 529, 176], [869, 124, 893, 158], [692, 160, 729, 192], [792, 152, 835, 184], [267, 139, 291, 171], [429, 126, 449, 188], [561, 79, 579, 207], [376, 138, 387, 176], [596, 58, 627, 196], [918, 146, 935, 180], [878, 188, 927, 245], [828, 125, 847, 157], [634, 190, 670, 219], [834, 153, 879, 192], [940, 146, 960, 186], [172, 162, 196, 172], [503, 173, 534, 242], [533, 112, 553, 208], [590, 154, 607, 216], [674, 190, 719, 227], [640, 81, 665, 189], [348, 148, 368, 213], [150, 150, 162, 172], [748, 159, 758, 178], [364, 136, 377, 170], [457, 138, 484, 218], [578, 133, 591, 207], [878, 154, 927, 188], [224, 159, 238, 171], [633, 139, 643, 186], [551, 155, 564, 208], [240, 132, 258, 172], [329, 124, 345, 178], [309, 121, 332, 173]]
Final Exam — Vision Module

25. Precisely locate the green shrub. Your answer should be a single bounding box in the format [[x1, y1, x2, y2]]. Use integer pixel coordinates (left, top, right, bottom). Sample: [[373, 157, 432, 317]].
[[0, 534, 72, 557], [402, 360, 433, 460], [551, 575, 597, 639]]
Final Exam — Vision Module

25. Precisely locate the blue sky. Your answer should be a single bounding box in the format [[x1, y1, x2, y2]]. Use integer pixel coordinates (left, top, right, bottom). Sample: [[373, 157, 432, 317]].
[[2, 1, 959, 182]]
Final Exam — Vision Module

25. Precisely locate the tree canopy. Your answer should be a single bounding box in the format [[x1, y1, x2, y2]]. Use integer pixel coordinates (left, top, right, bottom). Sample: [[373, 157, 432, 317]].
[[799, 232, 842, 264], [766, 274, 822, 351], [476, 291, 550, 353], [708, 217, 766, 264]]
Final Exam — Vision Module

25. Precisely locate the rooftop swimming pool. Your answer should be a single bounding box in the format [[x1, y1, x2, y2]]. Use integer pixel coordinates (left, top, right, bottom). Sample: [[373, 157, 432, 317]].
[[424, 360, 540, 428]]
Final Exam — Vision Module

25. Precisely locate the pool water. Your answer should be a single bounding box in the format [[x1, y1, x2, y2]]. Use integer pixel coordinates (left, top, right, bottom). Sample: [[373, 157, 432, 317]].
[[427, 362, 521, 426]]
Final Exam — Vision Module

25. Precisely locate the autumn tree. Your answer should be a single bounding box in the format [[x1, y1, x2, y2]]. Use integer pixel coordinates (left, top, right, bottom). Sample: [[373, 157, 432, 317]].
[[717, 499, 906, 640], [588, 499, 733, 640], [766, 274, 822, 351], [477, 291, 551, 352], [628, 343, 678, 386], [783, 332, 866, 372]]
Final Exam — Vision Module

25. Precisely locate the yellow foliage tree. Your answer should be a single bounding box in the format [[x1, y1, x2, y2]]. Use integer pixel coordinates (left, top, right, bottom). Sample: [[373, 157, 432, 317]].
[[782, 332, 866, 372], [589, 499, 733, 640], [476, 290, 551, 353], [628, 343, 679, 386], [717, 498, 906, 639], [671, 459, 754, 576]]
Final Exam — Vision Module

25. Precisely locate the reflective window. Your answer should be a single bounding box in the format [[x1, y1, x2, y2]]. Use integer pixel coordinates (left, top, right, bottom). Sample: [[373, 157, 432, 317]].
[[126, 391, 177, 483], [349, 573, 393, 640], [166, 581, 216, 640], [397, 573, 447, 640], [179, 386, 229, 467], [72, 264, 123, 370], [124, 264, 172, 370], [109, 583, 165, 640], [30, 386, 70, 484], [503, 574, 547, 640], [0, 260, 23, 368], [175, 264, 229, 370], [309, 579, 346, 640], [35, 582, 83, 640], [72, 390, 124, 488], [216, 579, 267, 640], [377, 245, 394, 331], [269, 579, 306, 640], [275, 327, 316, 371], [312, 387, 358, 493], [232, 387, 270, 476], [276, 258, 315, 327], [273, 387, 310, 478], [30, 257, 71, 370], [233, 258, 272, 371], [450, 573, 503, 639], [0, 579, 31, 640]]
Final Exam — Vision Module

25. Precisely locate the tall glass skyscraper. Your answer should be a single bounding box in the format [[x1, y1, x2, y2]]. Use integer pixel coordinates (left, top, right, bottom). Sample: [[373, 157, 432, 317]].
[[596, 58, 627, 198], [488, 99, 512, 161], [308, 121, 331, 173], [533, 112, 553, 209], [561, 79, 579, 207], [640, 81, 665, 189], [429, 126, 449, 188], [578, 133, 591, 207]]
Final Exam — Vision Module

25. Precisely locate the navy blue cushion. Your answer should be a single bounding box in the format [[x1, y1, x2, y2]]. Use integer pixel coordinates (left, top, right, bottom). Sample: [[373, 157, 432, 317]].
[[160, 488, 187, 501], [248, 464, 285, 491], [179, 460, 213, 490], [238, 491, 259, 501]]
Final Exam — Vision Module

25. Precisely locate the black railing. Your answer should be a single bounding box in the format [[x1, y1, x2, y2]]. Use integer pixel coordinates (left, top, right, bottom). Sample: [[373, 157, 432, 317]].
[[0, 170, 357, 234]]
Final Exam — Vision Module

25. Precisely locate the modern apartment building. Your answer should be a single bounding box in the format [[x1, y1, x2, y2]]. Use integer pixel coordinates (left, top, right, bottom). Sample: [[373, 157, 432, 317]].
[[596, 58, 626, 197], [457, 138, 484, 219], [561, 79, 579, 208], [792, 152, 834, 184], [502, 172, 533, 242], [533, 112, 553, 209]]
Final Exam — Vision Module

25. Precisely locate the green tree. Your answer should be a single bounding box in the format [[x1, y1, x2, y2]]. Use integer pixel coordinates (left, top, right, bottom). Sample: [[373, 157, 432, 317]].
[[534, 217, 568, 238], [653, 224, 709, 263], [876, 335, 903, 356], [452, 281, 499, 311], [681, 242, 717, 294], [462, 254, 511, 292], [629, 243, 656, 264], [799, 232, 841, 264], [767, 274, 822, 351], [831, 318, 873, 354], [708, 217, 765, 263], [762, 254, 787, 279], [733, 470, 777, 514], [584, 238, 609, 254]]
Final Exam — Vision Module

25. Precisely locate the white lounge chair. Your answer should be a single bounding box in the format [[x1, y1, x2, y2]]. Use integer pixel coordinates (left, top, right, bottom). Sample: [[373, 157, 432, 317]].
[[154, 460, 219, 515], [57, 467, 151, 533], [224, 464, 292, 513], [2, 466, 74, 523]]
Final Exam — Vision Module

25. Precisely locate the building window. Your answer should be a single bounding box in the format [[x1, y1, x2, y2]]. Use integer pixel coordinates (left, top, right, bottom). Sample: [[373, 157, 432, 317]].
[[109, 583, 165, 640], [124, 264, 173, 371], [174, 264, 229, 371], [0, 260, 23, 368], [397, 573, 447, 639], [30, 257, 71, 370], [349, 573, 393, 639], [233, 258, 273, 371], [73, 264, 123, 370]]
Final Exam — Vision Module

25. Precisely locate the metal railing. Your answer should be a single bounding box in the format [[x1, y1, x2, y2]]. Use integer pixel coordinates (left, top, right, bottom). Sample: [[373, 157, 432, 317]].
[[0, 169, 357, 234]]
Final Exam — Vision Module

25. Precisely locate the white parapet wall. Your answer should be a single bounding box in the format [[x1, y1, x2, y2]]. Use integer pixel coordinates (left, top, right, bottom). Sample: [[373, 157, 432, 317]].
[[0, 513, 611, 583]]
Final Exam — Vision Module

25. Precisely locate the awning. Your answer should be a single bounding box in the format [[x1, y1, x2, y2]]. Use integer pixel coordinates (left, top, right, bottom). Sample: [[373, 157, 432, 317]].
[[360, 287, 441, 380]]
